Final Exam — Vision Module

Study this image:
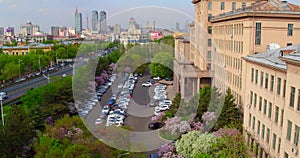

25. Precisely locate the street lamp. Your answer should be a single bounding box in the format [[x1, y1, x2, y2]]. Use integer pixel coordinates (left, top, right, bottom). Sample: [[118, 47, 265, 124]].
[[38, 56, 41, 73], [0, 95, 4, 126], [42, 73, 50, 84], [18, 59, 22, 79]]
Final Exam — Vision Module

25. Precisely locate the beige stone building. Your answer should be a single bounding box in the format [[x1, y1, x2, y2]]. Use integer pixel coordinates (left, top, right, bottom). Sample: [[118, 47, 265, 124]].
[[243, 44, 300, 158]]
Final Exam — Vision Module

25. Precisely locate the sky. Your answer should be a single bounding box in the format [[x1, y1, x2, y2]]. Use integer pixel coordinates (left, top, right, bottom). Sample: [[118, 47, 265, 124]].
[[1, 0, 300, 34], [0, 0, 194, 33]]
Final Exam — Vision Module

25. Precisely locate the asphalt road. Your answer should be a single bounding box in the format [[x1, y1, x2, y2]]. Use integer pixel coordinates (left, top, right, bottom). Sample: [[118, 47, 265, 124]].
[[0, 65, 74, 105]]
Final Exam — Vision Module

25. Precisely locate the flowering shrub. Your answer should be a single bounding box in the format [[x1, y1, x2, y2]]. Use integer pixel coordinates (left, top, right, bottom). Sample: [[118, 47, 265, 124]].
[[151, 112, 165, 122], [191, 121, 204, 131], [164, 116, 191, 135], [213, 128, 241, 138]]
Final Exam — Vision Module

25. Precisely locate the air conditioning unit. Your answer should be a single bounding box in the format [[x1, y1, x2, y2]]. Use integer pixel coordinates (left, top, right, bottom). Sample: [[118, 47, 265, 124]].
[[292, 148, 298, 155]]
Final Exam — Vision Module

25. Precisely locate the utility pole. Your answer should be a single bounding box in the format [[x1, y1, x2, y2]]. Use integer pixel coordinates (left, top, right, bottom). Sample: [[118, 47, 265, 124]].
[[0, 95, 4, 126], [18, 59, 22, 79]]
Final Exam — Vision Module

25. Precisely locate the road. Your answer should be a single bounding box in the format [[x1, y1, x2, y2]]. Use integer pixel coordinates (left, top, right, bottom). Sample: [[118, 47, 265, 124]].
[[0, 66, 74, 105]]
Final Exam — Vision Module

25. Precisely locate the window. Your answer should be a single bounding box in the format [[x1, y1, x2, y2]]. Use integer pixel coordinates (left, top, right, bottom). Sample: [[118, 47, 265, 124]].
[[252, 116, 256, 130], [255, 70, 258, 84], [250, 91, 253, 105], [287, 43, 292, 46], [249, 113, 252, 127], [288, 24, 293, 36], [257, 120, 261, 135], [275, 106, 279, 123], [208, 2, 212, 10], [260, 72, 264, 87], [262, 124, 265, 139], [207, 51, 211, 60], [287, 120, 292, 141], [208, 39, 212, 46], [208, 26, 212, 34], [242, 2, 246, 8], [281, 110, 284, 127], [207, 63, 211, 70], [208, 14, 212, 21], [255, 22, 261, 45], [298, 89, 300, 111], [278, 138, 281, 153], [221, 2, 225, 10], [273, 133, 277, 150], [283, 80, 286, 97], [265, 73, 269, 89], [22, 51, 24, 55], [290, 86, 295, 107], [294, 125, 300, 146], [232, 2, 236, 10], [259, 96, 262, 111], [251, 68, 254, 82], [271, 75, 274, 92], [267, 128, 270, 143], [277, 78, 281, 95], [284, 152, 289, 158], [254, 93, 257, 108], [263, 99, 267, 115], [268, 102, 272, 119]]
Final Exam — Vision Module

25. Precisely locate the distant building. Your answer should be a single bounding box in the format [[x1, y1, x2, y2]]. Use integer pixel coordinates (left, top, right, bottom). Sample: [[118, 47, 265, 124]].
[[6, 27, 15, 37], [19, 21, 40, 36], [114, 24, 121, 34], [176, 22, 180, 32], [150, 31, 163, 40], [0, 27, 4, 37], [120, 17, 143, 45], [1, 43, 53, 55], [91, 10, 99, 34], [51, 26, 60, 36], [75, 7, 82, 34], [99, 10, 107, 33], [26, 32, 53, 43]]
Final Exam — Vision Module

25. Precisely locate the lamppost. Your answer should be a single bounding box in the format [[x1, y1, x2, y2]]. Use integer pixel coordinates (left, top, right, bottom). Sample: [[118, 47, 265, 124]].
[[38, 56, 41, 73], [42, 73, 50, 84], [18, 59, 22, 79], [0, 94, 4, 126]]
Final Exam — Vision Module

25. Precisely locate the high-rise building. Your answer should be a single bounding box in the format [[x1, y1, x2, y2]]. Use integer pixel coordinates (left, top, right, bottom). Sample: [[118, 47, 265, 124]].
[[20, 21, 40, 36], [99, 10, 107, 33], [114, 24, 121, 34], [0, 27, 4, 36], [129, 17, 136, 30], [91, 10, 99, 33], [75, 7, 82, 34], [6, 27, 14, 36], [51, 26, 60, 36], [176, 22, 180, 32]]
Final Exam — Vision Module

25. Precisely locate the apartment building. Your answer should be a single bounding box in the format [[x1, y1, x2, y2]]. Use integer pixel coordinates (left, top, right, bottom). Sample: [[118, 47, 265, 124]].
[[243, 44, 300, 158], [174, 0, 259, 98], [1, 44, 53, 56], [211, 0, 300, 106]]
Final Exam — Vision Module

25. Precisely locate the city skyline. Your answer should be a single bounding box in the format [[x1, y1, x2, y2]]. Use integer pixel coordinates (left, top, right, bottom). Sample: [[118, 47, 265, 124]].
[[0, 0, 195, 33]]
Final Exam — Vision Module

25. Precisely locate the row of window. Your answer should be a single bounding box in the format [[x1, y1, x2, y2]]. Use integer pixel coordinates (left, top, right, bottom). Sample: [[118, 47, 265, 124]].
[[2, 51, 28, 55], [224, 55, 242, 70], [248, 114, 281, 152], [286, 120, 300, 146], [213, 23, 244, 36], [214, 39, 244, 54], [251, 68, 286, 97], [255, 23, 295, 45], [208, 1, 246, 11], [250, 91, 284, 126], [227, 71, 242, 89], [289, 86, 300, 111]]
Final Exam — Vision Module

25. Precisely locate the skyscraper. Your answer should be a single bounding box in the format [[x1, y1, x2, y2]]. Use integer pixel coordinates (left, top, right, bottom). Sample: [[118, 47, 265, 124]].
[[75, 7, 82, 34], [91, 10, 98, 33], [51, 26, 60, 36], [20, 21, 40, 36], [99, 10, 107, 33], [0, 27, 4, 36]]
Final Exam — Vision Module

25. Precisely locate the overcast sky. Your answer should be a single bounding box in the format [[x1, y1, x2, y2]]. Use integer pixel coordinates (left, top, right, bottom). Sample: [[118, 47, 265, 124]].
[[1, 0, 299, 33]]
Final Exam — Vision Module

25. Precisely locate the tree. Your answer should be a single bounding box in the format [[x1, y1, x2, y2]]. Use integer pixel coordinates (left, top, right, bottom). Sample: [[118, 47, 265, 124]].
[[214, 88, 242, 131], [149, 52, 174, 78], [175, 132, 219, 158], [196, 85, 211, 119], [0, 105, 35, 158]]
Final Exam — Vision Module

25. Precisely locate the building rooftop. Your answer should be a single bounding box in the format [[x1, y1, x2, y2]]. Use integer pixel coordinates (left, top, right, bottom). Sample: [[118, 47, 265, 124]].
[[1, 43, 52, 49], [243, 44, 300, 71], [212, 0, 300, 21]]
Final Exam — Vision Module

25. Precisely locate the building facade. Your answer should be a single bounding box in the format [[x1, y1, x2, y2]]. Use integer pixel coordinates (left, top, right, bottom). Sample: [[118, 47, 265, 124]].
[[99, 10, 107, 33], [120, 17, 143, 45], [1, 44, 53, 55], [75, 8, 82, 34], [91, 10, 99, 34], [19, 21, 40, 36], [243, 44, 300, 158], [51, 26, 60, 36]]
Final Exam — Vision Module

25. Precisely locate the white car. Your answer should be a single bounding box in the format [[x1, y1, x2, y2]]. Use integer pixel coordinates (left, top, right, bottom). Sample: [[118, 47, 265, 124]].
[[95, 117, 104, 125], [142, 82, 152, 87], [118, 83, 124, 88], [102, 105, 110, 114], [153, 76, 161, 80], [159, 104, 169, 111]]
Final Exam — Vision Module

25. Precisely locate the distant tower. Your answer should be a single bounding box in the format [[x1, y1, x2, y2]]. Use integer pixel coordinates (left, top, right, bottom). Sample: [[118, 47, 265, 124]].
[[153, 21, 156, 31], [74, 7, 82, 34], [99, 10, 107, 33], [176, 22, 180, 31], [114, 24, 121, 34], [129, 17, 136, 30], [91, 10, 98, 33], [86, 14, 89, 30], [146, 21, 151, 32]]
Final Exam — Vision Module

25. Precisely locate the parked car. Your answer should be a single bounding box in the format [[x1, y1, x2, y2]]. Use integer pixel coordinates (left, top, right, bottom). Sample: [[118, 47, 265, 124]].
[[153, 76, 161, 80], [148, 122, 162, 130], [95, 117, 104, 125], [142, 82, 152, 87], [102, 105, 110, 114]]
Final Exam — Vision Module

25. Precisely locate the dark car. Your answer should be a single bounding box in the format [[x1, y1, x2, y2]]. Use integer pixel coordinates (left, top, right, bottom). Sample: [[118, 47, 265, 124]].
[[148, 122, 162, 130], [164, 78, 173, 81]]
